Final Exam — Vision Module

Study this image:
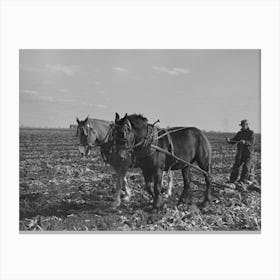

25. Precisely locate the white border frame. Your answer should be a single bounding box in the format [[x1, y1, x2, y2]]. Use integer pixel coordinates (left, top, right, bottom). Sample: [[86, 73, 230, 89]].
[[1, 1, 280, 279]]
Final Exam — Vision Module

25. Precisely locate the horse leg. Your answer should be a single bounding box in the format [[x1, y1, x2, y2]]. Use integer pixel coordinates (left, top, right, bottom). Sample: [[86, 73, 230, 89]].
[[161, 171, 165, 188], [199, 173, 212, 207], [143, 170, 154, 199], [178, 166, 192, 205], [196, 160, 213, 207], [111, 172, 125, 208], [164, 170, 173, 198], [122, 176, 132, 202], [153, 168, 164, 208]]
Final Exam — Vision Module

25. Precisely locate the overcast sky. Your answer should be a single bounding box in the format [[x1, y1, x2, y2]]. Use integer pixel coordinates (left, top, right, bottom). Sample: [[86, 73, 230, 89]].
[[19, 49, 260, 132]]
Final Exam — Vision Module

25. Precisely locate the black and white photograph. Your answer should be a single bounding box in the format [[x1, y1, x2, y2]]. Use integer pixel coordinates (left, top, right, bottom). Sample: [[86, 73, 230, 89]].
[[2, 0, 280, 279], [19, 49, 261, 232]]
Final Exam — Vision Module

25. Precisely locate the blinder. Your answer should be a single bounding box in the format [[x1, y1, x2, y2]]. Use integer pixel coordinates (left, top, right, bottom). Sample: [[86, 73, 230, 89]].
[[76, 123, 93, 138], [76, 123, 96, 157], [114, 120, 135, 151], [114, 119, 158, 158]]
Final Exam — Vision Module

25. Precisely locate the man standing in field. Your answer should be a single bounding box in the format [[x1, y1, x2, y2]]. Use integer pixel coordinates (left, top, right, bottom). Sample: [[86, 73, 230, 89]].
[[226, 120, 255, 184]]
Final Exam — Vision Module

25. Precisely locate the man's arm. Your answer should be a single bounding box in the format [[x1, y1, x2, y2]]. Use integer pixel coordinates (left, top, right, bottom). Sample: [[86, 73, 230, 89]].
[[244, 131, 255, 146], [227, 132, 240, 144]]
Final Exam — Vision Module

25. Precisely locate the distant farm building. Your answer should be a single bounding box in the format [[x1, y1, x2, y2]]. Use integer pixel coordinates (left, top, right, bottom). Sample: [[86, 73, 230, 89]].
[[69, 124, 78, 129]]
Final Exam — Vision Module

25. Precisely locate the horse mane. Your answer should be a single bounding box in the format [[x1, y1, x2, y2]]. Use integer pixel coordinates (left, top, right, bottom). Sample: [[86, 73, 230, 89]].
[[79, 118, 110, 126], [127, 114, 148, 129], [90, 118, 111, 125]]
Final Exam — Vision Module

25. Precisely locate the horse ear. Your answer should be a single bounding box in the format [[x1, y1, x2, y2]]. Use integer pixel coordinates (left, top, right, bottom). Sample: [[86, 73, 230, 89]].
[[84, 116, 89, 123], [115, 112, 120, 122], [76, 117, 80, 124], [124, 113, 128, 119]]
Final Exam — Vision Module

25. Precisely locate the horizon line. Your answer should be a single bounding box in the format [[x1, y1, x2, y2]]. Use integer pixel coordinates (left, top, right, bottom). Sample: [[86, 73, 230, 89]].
[[19, 125, 261, 134]]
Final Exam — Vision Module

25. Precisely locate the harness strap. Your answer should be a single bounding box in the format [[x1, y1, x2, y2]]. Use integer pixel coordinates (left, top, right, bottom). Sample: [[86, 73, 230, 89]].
[[150, 144, 210, 176], [133, 124, 157, 148], [131, 124, 158, 158], [164, 129, 174, 156], [156, 127, 187, 140]]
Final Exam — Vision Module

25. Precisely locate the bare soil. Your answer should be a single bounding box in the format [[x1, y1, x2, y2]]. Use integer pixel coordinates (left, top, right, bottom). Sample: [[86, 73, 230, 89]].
[[19, 128, 261, 231]]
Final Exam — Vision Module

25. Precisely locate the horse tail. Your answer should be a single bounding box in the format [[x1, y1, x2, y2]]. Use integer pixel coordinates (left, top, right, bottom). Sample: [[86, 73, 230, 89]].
[[197, 130, 212, 174], [207, 138, 213, 174]]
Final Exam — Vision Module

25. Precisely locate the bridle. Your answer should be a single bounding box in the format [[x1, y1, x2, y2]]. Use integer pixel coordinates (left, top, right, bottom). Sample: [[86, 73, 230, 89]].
[[114, 120, 136, 152], [76, 123, 95, 147], [76, 122, 114, 151], [76, 122, 92, 137], [114, 119, 158, 157]]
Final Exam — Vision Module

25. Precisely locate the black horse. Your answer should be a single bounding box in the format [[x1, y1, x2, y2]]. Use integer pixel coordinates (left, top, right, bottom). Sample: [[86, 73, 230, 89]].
[[76, 116, 173, 208], [114, 113, 213, 208]]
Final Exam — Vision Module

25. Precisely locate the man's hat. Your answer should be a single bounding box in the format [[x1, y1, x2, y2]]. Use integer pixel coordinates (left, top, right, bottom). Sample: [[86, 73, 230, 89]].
[[239, 119, 249, 126]]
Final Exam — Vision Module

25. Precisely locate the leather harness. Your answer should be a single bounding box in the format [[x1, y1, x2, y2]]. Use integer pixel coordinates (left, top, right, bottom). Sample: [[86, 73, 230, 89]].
[[163, 128, 174, 157]]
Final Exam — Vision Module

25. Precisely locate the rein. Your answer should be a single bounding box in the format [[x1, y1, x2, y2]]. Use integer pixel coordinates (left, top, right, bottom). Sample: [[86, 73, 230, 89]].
[[131, 126, 186, 152], [157, 127, 187, 140], [134, 124, 158, 149], [117, 120, 210, 176], [150, 144, 210, 176], [128, 121, 158, 153]]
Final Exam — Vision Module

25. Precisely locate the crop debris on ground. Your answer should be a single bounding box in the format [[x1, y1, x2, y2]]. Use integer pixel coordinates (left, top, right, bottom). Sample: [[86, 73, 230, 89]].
[[19, 129, 261, 231]]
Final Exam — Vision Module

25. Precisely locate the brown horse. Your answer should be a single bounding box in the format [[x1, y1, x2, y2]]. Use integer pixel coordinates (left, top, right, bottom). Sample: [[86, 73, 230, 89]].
[[76, 116, 132, 205], [114, 113, 213, 208], [76, 116, 173, 207]]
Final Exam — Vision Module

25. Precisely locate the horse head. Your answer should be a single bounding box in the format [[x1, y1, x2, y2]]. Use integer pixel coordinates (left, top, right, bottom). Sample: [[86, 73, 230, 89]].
[[114, 113, 149, 161], [76, 116, 98, 157]]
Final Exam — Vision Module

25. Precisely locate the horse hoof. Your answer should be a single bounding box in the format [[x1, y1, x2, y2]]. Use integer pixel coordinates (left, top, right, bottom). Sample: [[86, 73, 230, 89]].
[[177, 198, 187, 206], [189, 203, 201, 214], [153, 203, 160, 209], [122, 195, 131, 202], [198, 200, 211, 209], [153, 199, 163, 209], [177, 200, 183, 206], [177, 197, 191, 206], [152, 208, 158, 214], [111, 200, 121, 208], [163, 192, 172, 199]]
